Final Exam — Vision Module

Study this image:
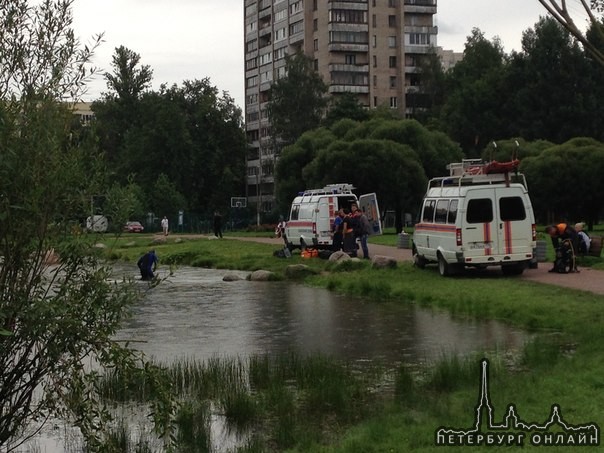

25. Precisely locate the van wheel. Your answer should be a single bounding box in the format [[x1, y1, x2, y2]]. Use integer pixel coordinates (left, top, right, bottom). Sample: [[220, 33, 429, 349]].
[[438, 254, 450, 276], [412, 246, 427, 269]]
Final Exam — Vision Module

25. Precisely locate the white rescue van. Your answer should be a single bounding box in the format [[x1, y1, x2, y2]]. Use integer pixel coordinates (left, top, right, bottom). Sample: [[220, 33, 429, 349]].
[[284, 184, 382, 250], [412, 160, 536, 276]]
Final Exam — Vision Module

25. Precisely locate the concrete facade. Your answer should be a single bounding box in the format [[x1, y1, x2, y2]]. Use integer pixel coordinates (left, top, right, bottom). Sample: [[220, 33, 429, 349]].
[[244, 0, 437, 214]]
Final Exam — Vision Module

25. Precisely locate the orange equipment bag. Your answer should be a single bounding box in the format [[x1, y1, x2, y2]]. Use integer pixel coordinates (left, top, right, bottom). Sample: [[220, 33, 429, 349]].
[[301, 248, 318, 259]]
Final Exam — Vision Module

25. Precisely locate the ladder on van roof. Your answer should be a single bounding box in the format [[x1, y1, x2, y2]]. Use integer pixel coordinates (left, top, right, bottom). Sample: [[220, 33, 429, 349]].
[[428, 160, 528, 190], [299, 183, 356, 196]]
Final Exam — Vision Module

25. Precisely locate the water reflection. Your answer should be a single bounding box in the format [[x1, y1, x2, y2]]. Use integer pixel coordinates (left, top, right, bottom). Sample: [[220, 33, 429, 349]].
[[115, 264, 527, 365]]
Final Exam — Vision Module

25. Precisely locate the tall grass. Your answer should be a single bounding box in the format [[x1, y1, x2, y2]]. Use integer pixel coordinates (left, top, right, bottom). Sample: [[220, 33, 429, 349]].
[[96, 352, 378, 451]]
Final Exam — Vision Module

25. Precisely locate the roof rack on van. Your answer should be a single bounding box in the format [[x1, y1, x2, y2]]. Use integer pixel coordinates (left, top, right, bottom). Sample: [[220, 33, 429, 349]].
[[299, 183, 356, 196], [429, 160, 527, 190]]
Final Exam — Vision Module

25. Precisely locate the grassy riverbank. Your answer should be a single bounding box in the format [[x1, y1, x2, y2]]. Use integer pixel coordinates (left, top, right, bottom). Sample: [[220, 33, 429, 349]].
[[101, 234, 604, 452]]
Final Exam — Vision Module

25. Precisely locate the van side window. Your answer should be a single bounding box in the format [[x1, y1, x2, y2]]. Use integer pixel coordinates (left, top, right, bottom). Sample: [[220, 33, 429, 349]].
[[499, 197, 526, 221], [422, 199, 435, 223], [290, 205, 300, 221], [447, 199, 458, 224], [435, 200, 449, 224], [467, 199, 493, 223]]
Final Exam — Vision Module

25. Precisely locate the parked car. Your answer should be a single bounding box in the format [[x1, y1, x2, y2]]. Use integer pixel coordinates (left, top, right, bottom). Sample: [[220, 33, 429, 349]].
[[124, 221, 144, 233]]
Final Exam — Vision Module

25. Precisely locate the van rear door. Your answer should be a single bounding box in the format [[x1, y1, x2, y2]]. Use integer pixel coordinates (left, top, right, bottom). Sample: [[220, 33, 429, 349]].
[[463, 187, 532, 258], [359, 193, 382, 235]]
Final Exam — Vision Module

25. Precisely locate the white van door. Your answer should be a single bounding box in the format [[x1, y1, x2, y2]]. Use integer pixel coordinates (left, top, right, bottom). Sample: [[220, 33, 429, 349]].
[[359, 193, 382, 235], [317, 196, 337, 244], [463, 187, 532, 258]]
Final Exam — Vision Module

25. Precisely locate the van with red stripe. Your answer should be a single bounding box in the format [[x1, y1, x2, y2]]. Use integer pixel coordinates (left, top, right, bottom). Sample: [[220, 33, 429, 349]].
[[284, 184, 382, 250], [412, 160, 536, 276]]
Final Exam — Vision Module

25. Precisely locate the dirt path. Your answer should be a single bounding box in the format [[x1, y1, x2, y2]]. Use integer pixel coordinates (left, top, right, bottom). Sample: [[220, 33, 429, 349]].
[[221, 236, 604, 296]]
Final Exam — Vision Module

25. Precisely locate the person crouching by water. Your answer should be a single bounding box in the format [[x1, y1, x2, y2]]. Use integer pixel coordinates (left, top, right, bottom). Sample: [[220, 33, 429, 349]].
[[137, 249, 158, 281]]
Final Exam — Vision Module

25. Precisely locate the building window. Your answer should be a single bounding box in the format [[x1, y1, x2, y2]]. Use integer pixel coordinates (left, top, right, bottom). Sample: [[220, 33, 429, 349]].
[[408, 33, 432, 45], [275, 27, 286, 41], [328, 31, 369, 44], [290, 1, 303, 15], [374, 96, 378, 107], [388, 15, 396, 27], [314, 59, 319, 71], [246, 75, 259, 88], [274, 47, 286, 60], [372, 35, 377, 47], [390, 76, 397, 88], [390, 97, 398, 108], [289, 20, 303, 35], [275, 9, 287, 22], [245, 3, 257, 17], [246, 57, 258, 70], [389, 0, 397, 6], [345, 54, 356, 64], [259, 52, 272, 65], [313, 0, 317, 11], [388, 36, 396, 48], [372, 14, 376, 28], [373, 75, 377, 87], [373, 55, 377, 67], [246, 21, 257, 34], [247, 93, 258, 105], [276, 66, 287, 79], [314, 38, 318, 51], [329, 9, 368, 24], [246, 39, 257, 52], [313, 18, 318, 31], [389, 56, 397, 68], [260, 70, 272, 83]]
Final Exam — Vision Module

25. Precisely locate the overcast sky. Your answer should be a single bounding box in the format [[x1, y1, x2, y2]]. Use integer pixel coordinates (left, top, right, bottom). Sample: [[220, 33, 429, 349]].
[[72, 0, 556, 108]]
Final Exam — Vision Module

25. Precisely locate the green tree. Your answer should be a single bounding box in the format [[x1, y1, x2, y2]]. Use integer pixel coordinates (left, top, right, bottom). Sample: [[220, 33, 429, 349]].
[[323, 92, 369, 127], [267, 52, 329, 145], [276, 117, 460, 231], [440, 29, 508, 155], [0, 0, 174, 449], [94, 77, 246, 219], [521, 137, 604, 226], [537, 0, 604, 66], [504, 17, 595, 142], [104, 45, 153, 103], [275, 128, 336, 215]]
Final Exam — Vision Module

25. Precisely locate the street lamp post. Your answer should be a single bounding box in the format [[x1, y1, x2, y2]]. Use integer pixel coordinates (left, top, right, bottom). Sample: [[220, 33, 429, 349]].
[[256, 166, 261, 226]]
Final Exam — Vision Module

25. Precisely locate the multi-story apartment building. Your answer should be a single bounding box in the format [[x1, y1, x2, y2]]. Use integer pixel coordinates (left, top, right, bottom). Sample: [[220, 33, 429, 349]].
[[244, 0, 437, 214]]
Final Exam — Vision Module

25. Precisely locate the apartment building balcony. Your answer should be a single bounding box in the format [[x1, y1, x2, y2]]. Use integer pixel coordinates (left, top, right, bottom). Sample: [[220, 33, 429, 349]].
[[247, 149, 260, 162], [289, 32, 304, 45], [329, 84, 369, 94], [328, 63, 369, 73], [404, 65, 421, 73], [404, 44, 434, 54], [260, 81, 272, 92], [328, 23, 369, 33], [259, 0, 272, 12], [404, 0, 437, 14], [405, 25, 438, 34], [328, 43, 369, 52], [329, 1, 369, 8], [259, 24, 271, 37]]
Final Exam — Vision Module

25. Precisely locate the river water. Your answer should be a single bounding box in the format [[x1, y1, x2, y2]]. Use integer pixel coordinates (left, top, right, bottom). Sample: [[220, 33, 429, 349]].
[[116, 264, 526, 365], [19, 264, 528, 452]]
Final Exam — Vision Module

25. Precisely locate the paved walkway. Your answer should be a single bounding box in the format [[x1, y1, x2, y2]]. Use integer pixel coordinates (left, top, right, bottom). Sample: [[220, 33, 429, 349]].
[[225, 236, 604, 296]]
